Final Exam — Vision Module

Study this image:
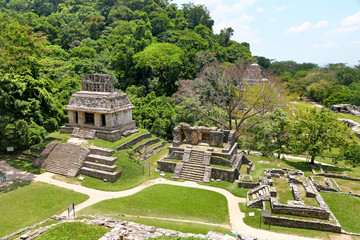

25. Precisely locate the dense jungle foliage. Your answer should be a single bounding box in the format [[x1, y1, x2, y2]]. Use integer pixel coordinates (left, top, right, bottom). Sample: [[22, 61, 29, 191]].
[[0, 0, 359, 161]]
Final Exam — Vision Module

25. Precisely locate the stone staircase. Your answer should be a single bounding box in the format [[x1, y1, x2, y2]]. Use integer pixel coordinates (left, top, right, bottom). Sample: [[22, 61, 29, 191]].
[[71, 127, 96, 139], [247, 184, 271, 207], [80, 147, 122, 182], [39, 143, 90, 177], [179, 150, 206, 182]]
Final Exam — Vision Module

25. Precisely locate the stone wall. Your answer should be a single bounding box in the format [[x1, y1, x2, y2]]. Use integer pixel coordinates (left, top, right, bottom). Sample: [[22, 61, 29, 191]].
[[263, 215, 341, 233], [116, 133, 151, 151], [32, 142, 58, 168], [132, 138, 159, 153], [238, 182, 260, 188], [95, 121, 137, 142], [316, 173, 360, 182], [157, 160, 177, 173], [270, 198, 330, 220], [211, 167, 237, 182], [211, 156, 231, 167]]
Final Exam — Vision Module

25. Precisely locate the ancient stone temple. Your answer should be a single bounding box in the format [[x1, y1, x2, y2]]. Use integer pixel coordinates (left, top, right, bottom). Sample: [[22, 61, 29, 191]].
[[60, 73, 137, 141], [244, 63, 269, 86], [158, 123, 245, 183]]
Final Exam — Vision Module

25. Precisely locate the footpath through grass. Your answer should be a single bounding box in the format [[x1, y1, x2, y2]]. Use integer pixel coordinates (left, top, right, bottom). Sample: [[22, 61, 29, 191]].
[[0, 181, 88, 237], [79, 184, 229, 225], [36, 222, 108, 240]]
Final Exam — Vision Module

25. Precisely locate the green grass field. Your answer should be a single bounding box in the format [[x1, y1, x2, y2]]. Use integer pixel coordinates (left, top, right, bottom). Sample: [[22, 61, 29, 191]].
[[36, 222, 108, 240], [0, 181, 88, 237], [79, 184, 229, 225], [321, 193, 360, 233], [118, 216, 232, 235]]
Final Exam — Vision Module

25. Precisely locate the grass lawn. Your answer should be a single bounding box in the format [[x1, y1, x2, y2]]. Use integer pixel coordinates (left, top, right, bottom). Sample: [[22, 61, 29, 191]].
[[79, 184, 229, 225], [36, 222, 108, 240], [87, 128, 148, 150], [239, 203, 340, 240], [199, 181, 249, 198], [321, 193, 360, 233], [0, 181, 88, 237], [246, 155, 313, 177], [333, 178, 360, 195], [273, 177, 293, 204], [5, 153, 44, 174], [118, 216, 232, 235]]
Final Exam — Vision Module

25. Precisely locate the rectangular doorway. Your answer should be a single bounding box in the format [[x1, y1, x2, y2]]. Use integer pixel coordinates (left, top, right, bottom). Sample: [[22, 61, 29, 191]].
[[85, 113, 94, 125]]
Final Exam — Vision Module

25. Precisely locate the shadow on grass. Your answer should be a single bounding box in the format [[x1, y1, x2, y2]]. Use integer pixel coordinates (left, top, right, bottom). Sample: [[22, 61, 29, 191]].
[[5, 154, 43, 174], [0, 179, 31, 193], [281, 159, 312, 174]]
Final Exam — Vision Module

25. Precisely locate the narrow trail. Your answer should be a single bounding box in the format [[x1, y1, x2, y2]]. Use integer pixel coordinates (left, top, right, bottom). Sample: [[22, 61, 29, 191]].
[[1, 160, 321, 240]]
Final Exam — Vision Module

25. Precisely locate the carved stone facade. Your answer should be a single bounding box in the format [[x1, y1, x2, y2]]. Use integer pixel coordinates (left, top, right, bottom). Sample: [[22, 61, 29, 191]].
[[244, 63, 269, 86], [60, 73, 137, 141]]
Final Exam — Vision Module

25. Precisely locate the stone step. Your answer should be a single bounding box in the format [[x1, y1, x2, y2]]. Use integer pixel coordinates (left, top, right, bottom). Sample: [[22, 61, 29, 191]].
[[80, 167, 122, 183], [181, 169, 205, 175], [89, 147, 115, 157], [180, 175, 204, 182], [86, 154, 117, 165], [180, 173, 204, 179], [83, 161, 117, 172]]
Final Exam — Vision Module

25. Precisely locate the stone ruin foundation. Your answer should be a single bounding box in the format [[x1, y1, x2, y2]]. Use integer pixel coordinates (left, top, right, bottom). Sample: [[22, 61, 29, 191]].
[[247, 168, 342, 232]]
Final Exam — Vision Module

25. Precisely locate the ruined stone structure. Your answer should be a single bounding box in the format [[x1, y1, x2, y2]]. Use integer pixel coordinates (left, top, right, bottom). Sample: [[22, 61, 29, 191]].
[[331, 104, 360, 116], [60, 73, 137, 141], [158, 123, 243, 182], [247, 169, 342, 232], [244, 63, 269, 86]]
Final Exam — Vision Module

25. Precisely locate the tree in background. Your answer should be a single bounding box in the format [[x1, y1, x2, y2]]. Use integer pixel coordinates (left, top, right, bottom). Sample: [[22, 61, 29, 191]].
[[287, 108, 355, 164], [176, 61, 287, 139], [133, 42, 184, 95], [241, 108, 289, 157]]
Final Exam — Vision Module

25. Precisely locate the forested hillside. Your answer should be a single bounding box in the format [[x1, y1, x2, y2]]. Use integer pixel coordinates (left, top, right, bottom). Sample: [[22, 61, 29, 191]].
[[1, 0, 359, 155], [0, 0, 253, 151]]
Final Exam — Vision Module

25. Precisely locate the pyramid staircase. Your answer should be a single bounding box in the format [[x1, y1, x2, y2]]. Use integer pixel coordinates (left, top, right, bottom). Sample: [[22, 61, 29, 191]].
[[39, 143, 89, 177], [80, 147, 122, 182], [247, 184, 271, 207], [177, 150, 210, 182]]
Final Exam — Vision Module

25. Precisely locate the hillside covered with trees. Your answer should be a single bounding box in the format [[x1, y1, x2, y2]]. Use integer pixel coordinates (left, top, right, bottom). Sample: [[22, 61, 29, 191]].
[[1, 0, 360, 167]]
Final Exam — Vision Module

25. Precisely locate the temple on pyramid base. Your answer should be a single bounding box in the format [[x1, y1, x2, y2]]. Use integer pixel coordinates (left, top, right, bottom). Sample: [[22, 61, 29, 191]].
[[60, 73, 138, 141]]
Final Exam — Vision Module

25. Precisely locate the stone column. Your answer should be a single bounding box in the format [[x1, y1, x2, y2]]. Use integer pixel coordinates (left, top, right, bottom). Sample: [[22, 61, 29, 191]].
[[94, 113, 101, 127], [68, 110, 75, 124], [78, 112, 85, 126], [105, 114, 113, 127]]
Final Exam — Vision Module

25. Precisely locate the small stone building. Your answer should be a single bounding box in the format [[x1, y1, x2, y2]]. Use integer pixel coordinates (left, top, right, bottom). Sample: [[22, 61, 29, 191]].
[[60, 73, 137, 141], [244, 63, 269, 86]]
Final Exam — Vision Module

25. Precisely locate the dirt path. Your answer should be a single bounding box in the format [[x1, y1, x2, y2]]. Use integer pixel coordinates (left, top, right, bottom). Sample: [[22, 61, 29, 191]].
[[1, 161, 320, 240]]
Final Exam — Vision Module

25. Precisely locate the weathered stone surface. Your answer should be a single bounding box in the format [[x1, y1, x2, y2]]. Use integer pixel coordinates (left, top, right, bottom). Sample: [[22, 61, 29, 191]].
[[116, 133, 152, 151]]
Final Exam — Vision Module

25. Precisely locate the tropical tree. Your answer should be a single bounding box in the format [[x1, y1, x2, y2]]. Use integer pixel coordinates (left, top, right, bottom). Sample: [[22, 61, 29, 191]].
[[287, 108, 355, 164], [176, 61, 287, 139]]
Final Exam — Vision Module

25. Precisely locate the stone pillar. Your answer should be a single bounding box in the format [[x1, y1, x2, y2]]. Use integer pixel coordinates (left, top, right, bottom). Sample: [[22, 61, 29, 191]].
[[94, 113, 101, 127], [78, 112, 85, 126], [210, 131, 224, 147], [68, 110, 76, 124], [105, 114, 113, 127]]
